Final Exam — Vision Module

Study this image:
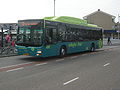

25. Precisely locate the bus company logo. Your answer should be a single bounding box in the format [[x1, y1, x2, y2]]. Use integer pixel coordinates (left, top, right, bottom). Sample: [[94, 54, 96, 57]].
[[20, 22, 38, 26]]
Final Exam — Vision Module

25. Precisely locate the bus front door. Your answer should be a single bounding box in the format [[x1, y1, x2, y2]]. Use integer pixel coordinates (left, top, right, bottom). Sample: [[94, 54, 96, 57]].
[[45, 28, 58, 57]]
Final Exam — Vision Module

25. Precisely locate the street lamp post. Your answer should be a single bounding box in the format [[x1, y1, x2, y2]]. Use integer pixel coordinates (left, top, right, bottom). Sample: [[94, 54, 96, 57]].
[[9, 25, 12, 40], [54, 0, 56, 17], [118, 14, 120, 39], [1, 27, 4, 47]]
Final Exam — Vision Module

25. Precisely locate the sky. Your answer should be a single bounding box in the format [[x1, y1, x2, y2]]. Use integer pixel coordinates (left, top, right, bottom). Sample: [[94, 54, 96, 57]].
[[0, 0, 120, 23]]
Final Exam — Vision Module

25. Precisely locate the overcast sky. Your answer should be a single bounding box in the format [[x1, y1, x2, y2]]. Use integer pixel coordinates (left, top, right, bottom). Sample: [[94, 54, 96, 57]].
[[0, 0, 119, 23]]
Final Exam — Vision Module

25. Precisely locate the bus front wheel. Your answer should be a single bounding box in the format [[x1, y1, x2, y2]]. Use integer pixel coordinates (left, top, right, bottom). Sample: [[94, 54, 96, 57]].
[[59, 46, 66, 57]]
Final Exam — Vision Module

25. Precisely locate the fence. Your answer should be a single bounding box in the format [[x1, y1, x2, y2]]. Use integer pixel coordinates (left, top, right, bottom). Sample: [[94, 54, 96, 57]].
[[0, 27, 17, 57]]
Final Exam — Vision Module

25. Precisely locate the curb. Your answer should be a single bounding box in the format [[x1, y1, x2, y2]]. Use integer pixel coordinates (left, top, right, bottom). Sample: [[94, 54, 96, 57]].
[[0, 54, 18, 58]]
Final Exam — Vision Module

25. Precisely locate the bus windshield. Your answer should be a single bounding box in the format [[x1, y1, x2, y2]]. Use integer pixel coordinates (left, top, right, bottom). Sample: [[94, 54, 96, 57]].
[[16, 26, 43, 47]]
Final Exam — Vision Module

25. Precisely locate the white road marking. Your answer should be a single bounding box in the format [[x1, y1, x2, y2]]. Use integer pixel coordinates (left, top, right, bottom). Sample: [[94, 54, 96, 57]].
[[56, 59, 64, 62], [35, 63, 47, 66], [63, 77, 79, 85], [103, 63, 110, 67], [0, 62, 33, 69], [6, 67, 24, 72]]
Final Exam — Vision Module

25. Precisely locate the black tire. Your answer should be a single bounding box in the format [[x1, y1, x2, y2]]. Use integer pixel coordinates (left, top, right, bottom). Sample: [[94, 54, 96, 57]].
[[59, 46, 66, 57]]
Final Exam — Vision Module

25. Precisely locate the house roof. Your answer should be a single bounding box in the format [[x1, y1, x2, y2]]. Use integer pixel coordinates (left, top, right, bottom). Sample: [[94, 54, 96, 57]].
[[83, 9, 116, 19]]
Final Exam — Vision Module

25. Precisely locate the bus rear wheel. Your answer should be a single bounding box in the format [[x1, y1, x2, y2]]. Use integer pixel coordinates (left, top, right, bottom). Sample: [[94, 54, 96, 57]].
[[59, 47, 66, 57]]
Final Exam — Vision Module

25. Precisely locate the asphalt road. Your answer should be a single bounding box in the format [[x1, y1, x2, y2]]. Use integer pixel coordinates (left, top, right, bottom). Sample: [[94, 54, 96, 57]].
[[0, 45, 120, 90]]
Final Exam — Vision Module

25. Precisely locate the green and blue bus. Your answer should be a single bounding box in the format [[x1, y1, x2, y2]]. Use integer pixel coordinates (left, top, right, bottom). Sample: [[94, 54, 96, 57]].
[[16, 16, 103, 57]]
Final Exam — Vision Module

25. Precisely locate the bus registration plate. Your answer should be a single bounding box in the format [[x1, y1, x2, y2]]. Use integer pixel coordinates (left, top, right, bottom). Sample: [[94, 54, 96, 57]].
[[23, 53, 29, 55]]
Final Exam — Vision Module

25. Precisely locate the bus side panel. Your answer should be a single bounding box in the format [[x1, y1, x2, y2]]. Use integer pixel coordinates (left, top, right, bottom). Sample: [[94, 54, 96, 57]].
[[16, 40, 103, 57], [42, 42, 67, 57], [66, 41, 101, 54]]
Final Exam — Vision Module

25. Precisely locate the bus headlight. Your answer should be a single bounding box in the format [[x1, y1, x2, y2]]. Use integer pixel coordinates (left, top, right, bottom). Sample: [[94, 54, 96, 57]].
[[37, 51, 42, 53]]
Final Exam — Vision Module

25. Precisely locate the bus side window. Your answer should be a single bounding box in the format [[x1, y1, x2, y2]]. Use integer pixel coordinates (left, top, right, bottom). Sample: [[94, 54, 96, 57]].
[[58, 24, 66, 42]]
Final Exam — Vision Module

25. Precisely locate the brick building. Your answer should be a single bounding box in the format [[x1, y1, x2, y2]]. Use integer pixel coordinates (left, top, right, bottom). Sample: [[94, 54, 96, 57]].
[[83, 9, 117, 38]]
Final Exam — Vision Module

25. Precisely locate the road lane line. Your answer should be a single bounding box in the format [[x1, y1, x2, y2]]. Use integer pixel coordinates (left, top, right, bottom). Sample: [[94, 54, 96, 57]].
[[35, 63, 47, 66], [0, 62, 33, 69], [63, 77, 79, 85], [56, 59, 64, 62], [6, 67, 24, 72], [103, 63, 110, 67]]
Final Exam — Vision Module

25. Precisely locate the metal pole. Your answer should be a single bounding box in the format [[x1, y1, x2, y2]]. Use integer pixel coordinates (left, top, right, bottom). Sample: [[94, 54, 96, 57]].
[[54, 0, 56, 17], [9, 25, 12, 40], [17, 26, 19, 41], [118, 14, 120, 39], [1, 27, 4, 47], [118, 30, 119, 39]]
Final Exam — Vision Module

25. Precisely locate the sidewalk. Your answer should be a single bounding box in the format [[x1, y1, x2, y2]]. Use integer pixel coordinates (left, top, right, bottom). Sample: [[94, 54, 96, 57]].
[[98, 38, 120, 50], [103, 38, 120, 46]]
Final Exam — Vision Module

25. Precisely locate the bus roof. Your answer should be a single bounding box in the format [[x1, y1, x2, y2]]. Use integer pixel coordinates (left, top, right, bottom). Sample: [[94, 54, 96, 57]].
[[43, 16, 100, 28]]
